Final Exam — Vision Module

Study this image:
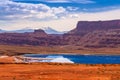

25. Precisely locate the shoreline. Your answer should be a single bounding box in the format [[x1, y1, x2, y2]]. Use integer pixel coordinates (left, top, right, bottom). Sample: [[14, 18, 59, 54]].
[[1, 54, 120, 64], [23, 53, 120, 56]]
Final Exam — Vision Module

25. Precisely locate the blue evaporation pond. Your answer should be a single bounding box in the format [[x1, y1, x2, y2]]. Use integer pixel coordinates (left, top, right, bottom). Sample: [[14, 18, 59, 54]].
[[24, 54, 120, 64]]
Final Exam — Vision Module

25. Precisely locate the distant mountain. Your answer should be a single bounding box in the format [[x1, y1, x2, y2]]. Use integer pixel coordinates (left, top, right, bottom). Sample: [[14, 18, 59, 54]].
[[11, 28, 34, 33], [0, 28, 34, 33], [0, 29, 6, 33], [42, 27, 65, 34], [0, 27, 66, 34]]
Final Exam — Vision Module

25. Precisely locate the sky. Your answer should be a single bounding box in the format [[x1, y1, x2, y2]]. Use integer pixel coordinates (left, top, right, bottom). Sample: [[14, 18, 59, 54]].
[[0, 0, 120, 31]]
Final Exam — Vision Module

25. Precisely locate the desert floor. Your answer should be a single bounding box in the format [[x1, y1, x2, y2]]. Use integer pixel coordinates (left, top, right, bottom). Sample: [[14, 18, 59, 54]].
[[0, 45, 120, 80], [0, 45, 120, 56], [0, 63, 120, 80]]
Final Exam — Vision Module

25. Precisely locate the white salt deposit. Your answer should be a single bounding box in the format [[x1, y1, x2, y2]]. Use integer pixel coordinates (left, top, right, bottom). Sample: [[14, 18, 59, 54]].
[[15, 55, 74, 63], [50, 56, 74, 63]]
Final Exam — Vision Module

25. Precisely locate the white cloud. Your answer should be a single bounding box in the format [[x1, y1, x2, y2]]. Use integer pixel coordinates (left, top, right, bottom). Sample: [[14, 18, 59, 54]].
[[67, 6, 79, 11], [52, 7, 66, 14], [0, 0, 69, 20]]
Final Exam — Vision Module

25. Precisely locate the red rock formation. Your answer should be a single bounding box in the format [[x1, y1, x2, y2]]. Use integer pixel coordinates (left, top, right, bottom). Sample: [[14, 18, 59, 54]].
[[68, 20, 120, 36], [0, 20, 120, 48]]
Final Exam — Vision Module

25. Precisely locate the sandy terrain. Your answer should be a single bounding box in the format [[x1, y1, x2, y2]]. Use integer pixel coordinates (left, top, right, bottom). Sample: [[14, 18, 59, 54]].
[[0, 57, 120, 80], [0, 56, 14, 63], [0, 63, 120, 80]]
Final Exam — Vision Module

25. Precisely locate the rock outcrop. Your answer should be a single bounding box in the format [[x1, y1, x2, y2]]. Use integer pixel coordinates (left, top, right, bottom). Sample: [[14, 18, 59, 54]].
[[68, 20, 120, 36], [0, 20, 120, 48], [66, 20, 120, 48]]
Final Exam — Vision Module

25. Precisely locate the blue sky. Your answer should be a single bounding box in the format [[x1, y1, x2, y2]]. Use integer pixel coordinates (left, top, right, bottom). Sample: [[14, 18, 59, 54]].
[[0, 0, 120, 31], [12, 0, 120, 12]]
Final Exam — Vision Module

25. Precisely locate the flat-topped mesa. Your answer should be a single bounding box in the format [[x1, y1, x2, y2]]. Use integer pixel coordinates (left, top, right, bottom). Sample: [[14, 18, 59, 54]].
[[34, 29, 46, 34], [68, 20, 120, 36], [33, 29, 48, 37]]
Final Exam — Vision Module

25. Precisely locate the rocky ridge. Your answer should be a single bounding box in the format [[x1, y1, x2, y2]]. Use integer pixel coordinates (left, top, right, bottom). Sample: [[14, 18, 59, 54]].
[[0, 20, 120, 48]]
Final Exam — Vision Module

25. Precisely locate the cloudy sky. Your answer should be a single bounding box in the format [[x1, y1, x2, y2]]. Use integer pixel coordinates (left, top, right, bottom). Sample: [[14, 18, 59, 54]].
[[0, 0, 120, 31]]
